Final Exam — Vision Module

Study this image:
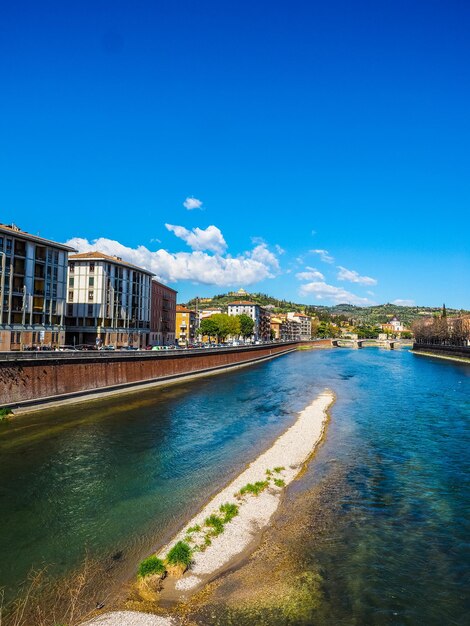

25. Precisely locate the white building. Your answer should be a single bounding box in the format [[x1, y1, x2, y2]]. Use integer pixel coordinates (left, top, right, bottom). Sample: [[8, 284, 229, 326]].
[[227, 301, 271, 341], [65, 252, 153, 349], [199, 308, 223, 322], [0, 223, 76, 350], [287, 312, 312, 340]]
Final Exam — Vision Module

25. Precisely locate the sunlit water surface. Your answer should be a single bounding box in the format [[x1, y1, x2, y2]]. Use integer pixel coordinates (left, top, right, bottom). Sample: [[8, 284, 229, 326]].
[[0, 349, 469, 625]]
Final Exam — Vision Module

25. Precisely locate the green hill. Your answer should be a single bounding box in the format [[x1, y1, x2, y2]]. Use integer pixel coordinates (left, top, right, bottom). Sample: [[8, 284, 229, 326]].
[[185, 292, 468, 326]]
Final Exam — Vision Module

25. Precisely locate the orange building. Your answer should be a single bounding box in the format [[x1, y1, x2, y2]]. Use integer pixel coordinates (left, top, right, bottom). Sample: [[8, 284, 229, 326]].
[[175, 305, 197, 346]]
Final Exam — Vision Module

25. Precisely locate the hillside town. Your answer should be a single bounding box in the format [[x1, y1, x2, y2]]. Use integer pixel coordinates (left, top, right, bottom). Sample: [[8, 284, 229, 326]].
[[0, 223, 464, 352]]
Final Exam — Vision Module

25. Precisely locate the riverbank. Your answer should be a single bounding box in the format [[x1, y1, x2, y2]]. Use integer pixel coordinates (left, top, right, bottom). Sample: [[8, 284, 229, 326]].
[[412, 350, 470, 365], [87, 389, 334, 625]]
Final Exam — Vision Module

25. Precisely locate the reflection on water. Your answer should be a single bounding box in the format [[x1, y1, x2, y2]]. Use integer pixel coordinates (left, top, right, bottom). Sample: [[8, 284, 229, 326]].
[[1, 349, 469, 625]]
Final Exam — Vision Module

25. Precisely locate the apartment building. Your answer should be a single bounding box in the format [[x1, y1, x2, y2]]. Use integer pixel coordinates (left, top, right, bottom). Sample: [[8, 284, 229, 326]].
[[287, 312, 312, 340], [65, 252, 153, 349], [227, 301, 271, 341], [0, 224, 76, 350], [150, 279, 177, 346], [175, 305, 197, 345]]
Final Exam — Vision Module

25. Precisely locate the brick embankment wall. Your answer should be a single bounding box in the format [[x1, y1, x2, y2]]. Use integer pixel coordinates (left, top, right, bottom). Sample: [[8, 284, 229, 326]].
[[297, 339, 332, 349], [0, 343, 298, 409]]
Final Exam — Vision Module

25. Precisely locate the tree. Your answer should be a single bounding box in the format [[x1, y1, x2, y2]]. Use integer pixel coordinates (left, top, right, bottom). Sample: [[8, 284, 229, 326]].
[[199, 318, 218, 342], [211, 313, 240, 342], [238, 314, 254, 339]]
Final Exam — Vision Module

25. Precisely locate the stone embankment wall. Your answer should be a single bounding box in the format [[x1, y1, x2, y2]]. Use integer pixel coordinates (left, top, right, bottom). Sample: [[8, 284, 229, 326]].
[[413, 343, 470, 360], [0, 343, 306, 409]]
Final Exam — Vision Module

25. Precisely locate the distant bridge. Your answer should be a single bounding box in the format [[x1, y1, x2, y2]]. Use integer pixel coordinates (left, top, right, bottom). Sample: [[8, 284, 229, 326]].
[[331, 338, 412, 350]]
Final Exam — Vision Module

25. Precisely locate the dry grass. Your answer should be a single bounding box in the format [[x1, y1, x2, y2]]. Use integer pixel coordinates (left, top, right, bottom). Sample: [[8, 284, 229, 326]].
[[0, 556, 112, 626]]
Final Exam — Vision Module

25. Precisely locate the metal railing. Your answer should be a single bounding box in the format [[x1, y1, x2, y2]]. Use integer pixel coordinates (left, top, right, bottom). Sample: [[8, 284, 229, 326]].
[[0, 341, 298, 362]]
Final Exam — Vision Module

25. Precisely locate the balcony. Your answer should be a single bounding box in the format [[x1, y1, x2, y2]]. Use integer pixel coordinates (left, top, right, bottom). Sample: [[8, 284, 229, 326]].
[[14, 241, 26, 257]]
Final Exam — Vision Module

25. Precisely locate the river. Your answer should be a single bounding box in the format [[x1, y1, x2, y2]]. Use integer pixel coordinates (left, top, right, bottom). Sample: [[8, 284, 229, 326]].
[[1, 348, 469, 624]]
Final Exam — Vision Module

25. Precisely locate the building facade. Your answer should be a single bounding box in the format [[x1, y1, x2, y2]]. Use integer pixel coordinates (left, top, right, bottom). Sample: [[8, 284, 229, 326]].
[[175, 305, 197, 345], [65, 252, 153, 349], [150, 280, 177, 346], [0, 224, 76, 351], [381, 316, 405, 333], [227, 301, 271, 341], [287, 312, 312, 340]]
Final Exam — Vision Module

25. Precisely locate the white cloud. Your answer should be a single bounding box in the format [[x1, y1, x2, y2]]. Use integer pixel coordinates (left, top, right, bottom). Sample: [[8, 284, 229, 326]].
[[337, 265, 377, 286], [392, 298, 415, 306], [275, 244, 285, 255], [310, 249, 335, 264], [299, 281, 373, 305], [296, 266, 324, 281], [250, 243, 280, 272], [183, 197, 203, 210], [65, 232, 281, 287], [165, 224, 227, 254]]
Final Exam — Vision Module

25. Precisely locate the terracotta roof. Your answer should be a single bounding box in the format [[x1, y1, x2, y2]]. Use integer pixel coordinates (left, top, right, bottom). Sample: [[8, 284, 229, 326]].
[[227, 301, 257, 306], [176, 305, 196, 313], [0, 224, 77, 252], [69, 251, 154, 275]]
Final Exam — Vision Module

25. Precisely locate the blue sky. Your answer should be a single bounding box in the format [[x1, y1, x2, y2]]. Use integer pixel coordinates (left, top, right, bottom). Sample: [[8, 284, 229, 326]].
[[1, 0, 469, 308]]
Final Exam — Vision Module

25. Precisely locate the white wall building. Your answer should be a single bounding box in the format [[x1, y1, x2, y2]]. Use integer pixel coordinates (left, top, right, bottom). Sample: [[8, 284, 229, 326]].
[[227, 301, 271, 341], [65, 252, 153, 348], [227, 301, 260, 340]]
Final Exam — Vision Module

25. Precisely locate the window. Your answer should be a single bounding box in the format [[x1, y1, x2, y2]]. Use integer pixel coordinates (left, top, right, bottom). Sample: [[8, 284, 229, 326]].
[[88, 290, 94, 301], [67, 304, 73, 316], [68, 290, 74, 302], [87, 304, 93, 316], [88, 277, 94, 287], [69, 262, 75, 273], [89, 263, 95, 273], [69, 277, 74, 287]]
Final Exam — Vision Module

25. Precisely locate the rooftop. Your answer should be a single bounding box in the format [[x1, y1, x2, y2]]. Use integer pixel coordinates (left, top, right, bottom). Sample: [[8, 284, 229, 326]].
[[0, 223, 77, 252], [227, 301, 257, 306], [69, 251, 154, 275]]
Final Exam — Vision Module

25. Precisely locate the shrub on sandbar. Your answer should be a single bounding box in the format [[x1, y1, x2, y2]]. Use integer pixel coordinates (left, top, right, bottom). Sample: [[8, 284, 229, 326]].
[[186, 523, 201, 534], [166, 541, 192, 568], [239, 481, 269, 497], [274, 478, 286, 488], [138, 555, 166, 578], [205, 514, 225, 535], [0, 407, 12, 421], [219, 502, 239, 523], [273, 466, 285, 473]]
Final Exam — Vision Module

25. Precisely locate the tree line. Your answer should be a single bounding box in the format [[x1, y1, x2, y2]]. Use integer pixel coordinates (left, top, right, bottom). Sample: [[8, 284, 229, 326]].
[[413, 315, 470, 346]]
